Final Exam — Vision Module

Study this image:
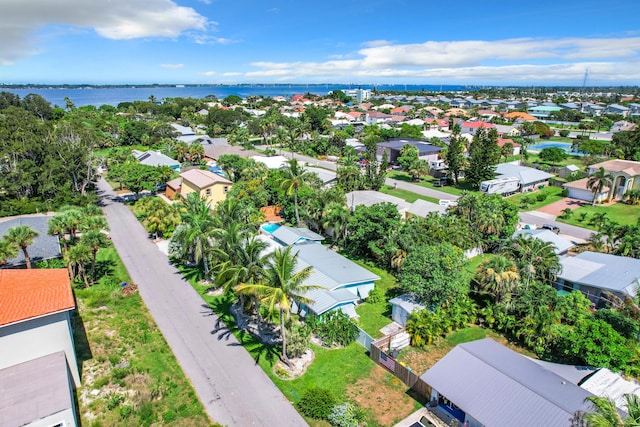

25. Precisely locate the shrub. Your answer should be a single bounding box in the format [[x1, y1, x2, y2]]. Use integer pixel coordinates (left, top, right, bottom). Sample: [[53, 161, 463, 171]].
[[595, 309, 639, 340], [536, 192, 548, 202], [561, 188, 569, 197], [296, 387, 336, 420], [312, 311, 359, 347], [287, 324, 311, 358], [329, 402, 368, 427], [365, 286, 385, 304], [559, 130, 570, 137]]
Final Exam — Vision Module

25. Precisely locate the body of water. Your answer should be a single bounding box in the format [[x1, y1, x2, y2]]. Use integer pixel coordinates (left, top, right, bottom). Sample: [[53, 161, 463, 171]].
[[528, 141, 587, 156], [0, 84, 473, 107]]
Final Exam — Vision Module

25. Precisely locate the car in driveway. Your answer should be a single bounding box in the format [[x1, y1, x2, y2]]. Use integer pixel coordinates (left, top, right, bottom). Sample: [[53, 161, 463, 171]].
[[410, 416, 436, 427]]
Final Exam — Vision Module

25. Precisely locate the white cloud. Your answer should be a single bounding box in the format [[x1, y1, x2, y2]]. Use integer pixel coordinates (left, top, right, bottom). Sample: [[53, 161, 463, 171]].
[[240, 37, 640, 82], [161, 63, 184, 69], [361, 40, 392, 48], [192, 34, 237, 45], [0, 0, 209, 63]]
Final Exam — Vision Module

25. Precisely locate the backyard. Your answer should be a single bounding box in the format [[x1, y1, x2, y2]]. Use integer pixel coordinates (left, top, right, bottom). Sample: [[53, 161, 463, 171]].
[[72, 246, 212, 426], [182, 266, 422, 427]]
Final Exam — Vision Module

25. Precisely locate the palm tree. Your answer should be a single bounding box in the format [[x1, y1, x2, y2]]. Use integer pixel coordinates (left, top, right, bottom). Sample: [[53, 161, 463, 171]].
[[502, 235, 561, 286], [80, 230, 108, 285], [169, 193, 218, 277], [66, 244, 92, 286], [6, 226, 39, 269], [0, 238, 18, 266], [236, 246, 323, 365], [587, 167, 614, 207], [47, 214, 68, 252], [278, 158, 314, 226], [475, 256, 520, 303], [579, 393, 640, 426]]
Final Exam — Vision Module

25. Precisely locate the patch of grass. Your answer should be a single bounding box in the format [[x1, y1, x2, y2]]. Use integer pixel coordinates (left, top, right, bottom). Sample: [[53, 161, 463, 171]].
[[387, 171, 473, 196], [379, 185, 439, 204], [557, 202, 640, 229], [351, 259, 400, 338], [73, 248, 212, 427], [507, 186, 564, 211]]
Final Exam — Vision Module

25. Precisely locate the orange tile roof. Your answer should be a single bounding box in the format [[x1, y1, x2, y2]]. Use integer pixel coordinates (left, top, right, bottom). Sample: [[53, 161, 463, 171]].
[[0, 269, 74, 326]]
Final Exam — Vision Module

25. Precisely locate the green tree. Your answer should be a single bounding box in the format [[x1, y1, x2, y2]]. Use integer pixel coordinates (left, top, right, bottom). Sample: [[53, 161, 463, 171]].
[[587, 167, 614, 207], [501, 234, 561, 286], [445, 125, 466, 185], [120, 120, 149, 146], [237, 246, 323, 365], [399, 243, 471, 307], [466, 128, 501, 189], [579, 393, 640, 427], [474, 255, 520, 303], [6, 225, 39, 269], [278, 158, 314, 226], [0, 238, 18, 266], [539, 147, 567, 164], [346, 203, 402, 261], [65, 243, 91, 285]]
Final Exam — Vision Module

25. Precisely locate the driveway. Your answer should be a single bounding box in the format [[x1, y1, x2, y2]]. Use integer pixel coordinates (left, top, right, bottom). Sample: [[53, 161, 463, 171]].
[[96, 178, 306, 426], [536, 197, 586, 217]]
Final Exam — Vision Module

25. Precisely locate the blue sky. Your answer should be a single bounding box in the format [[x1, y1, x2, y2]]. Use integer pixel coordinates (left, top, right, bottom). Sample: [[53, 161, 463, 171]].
[[2, 0, 639, 85]]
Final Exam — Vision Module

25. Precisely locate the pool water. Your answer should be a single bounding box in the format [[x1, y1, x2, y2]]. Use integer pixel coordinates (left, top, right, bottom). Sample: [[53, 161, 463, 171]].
[[261, 223, 281, 234], [528, 141, 586, 156]]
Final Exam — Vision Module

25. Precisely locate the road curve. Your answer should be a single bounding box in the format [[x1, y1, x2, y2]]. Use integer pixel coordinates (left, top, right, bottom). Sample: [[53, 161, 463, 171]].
[[96, 178, 307, 427]]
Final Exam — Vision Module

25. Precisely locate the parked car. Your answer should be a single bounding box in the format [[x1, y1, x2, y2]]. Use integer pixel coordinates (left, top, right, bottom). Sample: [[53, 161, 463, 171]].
[[542, 224, 560, 234]]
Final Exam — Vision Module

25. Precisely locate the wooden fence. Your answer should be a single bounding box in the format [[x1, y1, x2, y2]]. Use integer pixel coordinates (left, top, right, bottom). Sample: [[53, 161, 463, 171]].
[[370, 330, 431, 400]]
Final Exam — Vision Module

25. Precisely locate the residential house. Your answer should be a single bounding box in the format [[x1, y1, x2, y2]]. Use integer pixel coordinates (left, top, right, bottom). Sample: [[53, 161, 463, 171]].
[[566, 159, 640, 203], [420, 338, 593, 427], [581, 103, 605, 116], [259, 226, 380, 317], [528, 105, 562, 119], [460, 121, 496, 135], [377, 138, 442, 163], [179, 169, 232, 208], [366, 110, 392, 125], [132, 150, 180, 171], [497, 138, 521, 156], [494, 163, 553, 192], [203, 145, 259, 163], [406, 199, 448, 218], [513, 228, 574, 255], [0, 215, 62, 268], [0, 269, 80, 426], [494, 125, 521, 138], [346, 190, 411, 216], [628, 103, 640, 117], [605, 104, 630, 117], [556, 251, 640, 305], [504, 111, 537, 122], [306, 166, 337, 187], [557, 164, 581, 179]]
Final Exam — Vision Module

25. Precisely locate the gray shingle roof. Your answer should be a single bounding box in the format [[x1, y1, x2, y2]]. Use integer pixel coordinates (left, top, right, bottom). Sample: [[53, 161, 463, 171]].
[[558, 251, 640, 296], [0, 215, 62, 267], [421, 338, 593, 427], [407, 199, 447, 217]]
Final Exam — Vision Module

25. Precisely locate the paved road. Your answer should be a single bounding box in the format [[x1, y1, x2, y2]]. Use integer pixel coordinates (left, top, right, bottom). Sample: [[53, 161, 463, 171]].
[[96, 178, 306, 427], [519, 211, 594, 241], [262, 147, 458, 201]]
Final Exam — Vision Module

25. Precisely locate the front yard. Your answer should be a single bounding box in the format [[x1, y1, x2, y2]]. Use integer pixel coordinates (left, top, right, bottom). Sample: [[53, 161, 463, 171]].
[[557, 201, 640, 229], [379, 185, 440, 205], [72, 246, 212, 426], [506, 186, 564, 210], [387, 171, 473, 196]]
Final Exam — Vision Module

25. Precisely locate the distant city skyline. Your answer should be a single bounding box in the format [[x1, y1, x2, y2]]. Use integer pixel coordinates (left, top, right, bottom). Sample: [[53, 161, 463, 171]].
[[2, 0, 639, 86]]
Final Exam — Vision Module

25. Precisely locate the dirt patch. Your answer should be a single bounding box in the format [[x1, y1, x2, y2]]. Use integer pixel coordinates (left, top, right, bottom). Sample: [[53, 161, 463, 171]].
[[274, 350, 314, 380], [347, 364, 417, 426]]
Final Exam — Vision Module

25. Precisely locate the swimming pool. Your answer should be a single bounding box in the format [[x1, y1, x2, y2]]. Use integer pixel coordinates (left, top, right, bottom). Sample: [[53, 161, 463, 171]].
[[528, 141, 586, 156], [261, 223, 281, 234]]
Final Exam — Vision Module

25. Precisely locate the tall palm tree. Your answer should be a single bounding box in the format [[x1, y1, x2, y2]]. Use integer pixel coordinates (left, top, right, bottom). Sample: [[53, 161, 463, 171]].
[[501, 235, 561, 286], [66, 244, 92, 286], [6, 226, 39, 269], [475, 256, 520, 303], [278, 158, 314, 226], [236, 246, 323, 365], [80, 230, 108, 285], [579, 393, 640, 426], [47, 214, 68, 252], [0, 238, 18, 266], [587, 167, 614, 207], [169, 193, 218, 277]]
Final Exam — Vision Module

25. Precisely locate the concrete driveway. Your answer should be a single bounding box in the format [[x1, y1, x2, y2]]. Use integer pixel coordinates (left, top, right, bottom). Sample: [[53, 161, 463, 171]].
[[536, 197, 586, 217], [96, 178, 306, 426]]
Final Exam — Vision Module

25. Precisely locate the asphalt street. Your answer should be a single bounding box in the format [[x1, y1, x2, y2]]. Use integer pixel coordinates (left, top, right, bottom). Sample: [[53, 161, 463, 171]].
[[96, 178, 307, 426]]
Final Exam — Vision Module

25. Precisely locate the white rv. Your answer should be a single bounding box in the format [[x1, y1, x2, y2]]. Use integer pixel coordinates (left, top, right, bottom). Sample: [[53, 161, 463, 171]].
[[480, 177, 520, 195]]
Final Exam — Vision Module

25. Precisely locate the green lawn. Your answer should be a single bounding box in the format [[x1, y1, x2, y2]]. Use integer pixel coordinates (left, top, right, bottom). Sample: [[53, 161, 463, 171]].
[[351, 259, 401, 338], [73, 246, 212, 426], [387, 171, 474, 196], [379, 185, 439, 204], [507, 186, 564, 210], [557, 202, 640, 229]]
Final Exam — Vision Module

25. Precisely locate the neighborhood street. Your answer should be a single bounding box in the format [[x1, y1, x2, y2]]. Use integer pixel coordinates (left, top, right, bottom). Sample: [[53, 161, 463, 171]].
[[96, 178, 307, 427]]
